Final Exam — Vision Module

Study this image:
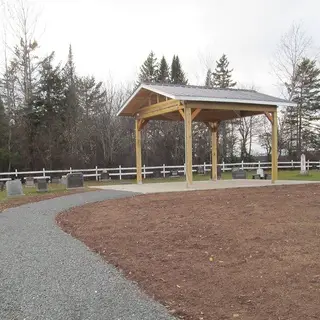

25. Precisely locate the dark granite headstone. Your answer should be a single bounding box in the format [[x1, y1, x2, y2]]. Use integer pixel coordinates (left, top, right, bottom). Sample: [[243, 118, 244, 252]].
[[37, 178, 48, 193], [217, 166, 222, 179], [101, 170, 110, 181], [66, 173, 84, 189], [153, 170, 161, 178], [232, 168, 247, 179], [0, 182, 5, 192], [170, 170, 179, 177], [6, 180, 24, 197]]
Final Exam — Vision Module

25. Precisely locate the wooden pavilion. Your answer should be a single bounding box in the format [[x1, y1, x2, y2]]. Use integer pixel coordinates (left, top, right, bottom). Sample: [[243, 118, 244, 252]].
[[117, 83, 295, 186]]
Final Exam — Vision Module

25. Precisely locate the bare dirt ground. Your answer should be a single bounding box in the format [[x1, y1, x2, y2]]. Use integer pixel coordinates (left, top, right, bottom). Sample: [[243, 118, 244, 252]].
[[0, 189, 89, 212], [57, 184, 320, 320]]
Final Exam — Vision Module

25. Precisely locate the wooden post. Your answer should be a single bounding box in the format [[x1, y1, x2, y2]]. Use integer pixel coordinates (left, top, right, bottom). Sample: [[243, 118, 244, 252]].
[[211, 123, 218, 180], [271, 110, 278, 183], [184, 106, 193, 186], [135, 119, 142, 184]]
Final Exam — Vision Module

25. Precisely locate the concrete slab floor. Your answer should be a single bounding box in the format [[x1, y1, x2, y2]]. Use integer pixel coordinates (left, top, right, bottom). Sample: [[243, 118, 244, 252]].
[[90, 179, 319, 194]]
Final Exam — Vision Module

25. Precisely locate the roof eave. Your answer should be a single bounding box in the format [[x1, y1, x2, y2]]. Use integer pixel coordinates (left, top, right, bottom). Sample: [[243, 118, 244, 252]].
[[176, 96, 297, 107]]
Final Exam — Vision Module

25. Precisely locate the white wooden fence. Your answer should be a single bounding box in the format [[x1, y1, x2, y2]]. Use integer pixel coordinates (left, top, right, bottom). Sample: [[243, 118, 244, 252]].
[[0, 160, 319, 182]]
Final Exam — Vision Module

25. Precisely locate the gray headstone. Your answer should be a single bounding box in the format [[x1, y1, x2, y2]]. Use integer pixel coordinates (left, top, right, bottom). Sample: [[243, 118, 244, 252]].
[[52, 177, 61, 184], [232, 168, 247, 179], [25, 177, 35, 187], [61, 175, 67, 185], [197, 166, 205, 175], [101, 170, 109, 181], [0, 181, 5, 192], [6, 180, 24, 197], [66, 173, 84, 189], [257, 168, 264, 178], [37, 178, 48, 193]]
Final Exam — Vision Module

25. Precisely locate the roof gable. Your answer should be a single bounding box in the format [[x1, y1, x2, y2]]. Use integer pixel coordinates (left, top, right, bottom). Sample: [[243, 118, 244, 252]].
[[117, 83, 296, 116]]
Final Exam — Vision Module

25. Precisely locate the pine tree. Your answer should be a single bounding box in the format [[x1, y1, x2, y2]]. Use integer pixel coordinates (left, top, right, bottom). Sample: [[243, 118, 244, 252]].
[[205, 68, 213, 87], [286, 58, 320, 156], [157, 56, 170, 83], [212, 54, 236, 88], [138, 51, 158, 83], [170, 55, 188, 85], [212, 54, 237, 161]]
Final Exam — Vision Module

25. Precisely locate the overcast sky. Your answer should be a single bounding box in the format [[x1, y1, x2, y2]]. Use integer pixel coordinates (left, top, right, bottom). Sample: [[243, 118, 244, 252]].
[[1, 0, 320, 96]]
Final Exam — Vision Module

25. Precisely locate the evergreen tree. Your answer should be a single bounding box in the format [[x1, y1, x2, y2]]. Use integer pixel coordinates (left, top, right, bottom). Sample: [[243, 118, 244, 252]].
[[205, 68, 213, 87], [285, 58, 320, 156], [212, 54, 237, 161], [157, 56, 170, 83], [212, 54, 236, 88], [138, 51, 158, 83], [170, 55, 188, 84]]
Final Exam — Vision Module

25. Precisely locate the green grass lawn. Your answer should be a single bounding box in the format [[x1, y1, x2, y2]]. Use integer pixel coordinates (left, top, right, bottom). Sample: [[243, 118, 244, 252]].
[[88, 169, 320, 184], [1, 170, 319, 201]]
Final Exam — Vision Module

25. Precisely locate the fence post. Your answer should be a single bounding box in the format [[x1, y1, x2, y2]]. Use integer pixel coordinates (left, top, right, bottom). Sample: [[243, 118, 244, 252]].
[[204, 162, 206, 172], [291, 160, 294, 168], [241, 160, 244, 170], [163, 164, 166, 178], [222, 161, 225, 172], [95, 165, 98, 181], [319, 160, 320, 170], [119, 165, 122, 180], [69, 167, 72, 174], [43, 168, 46, 177], [307, 159, 310, 171], [184, 163, 186, 175], [143, 164, 146, 179], [15, 168, 18, 178], [258, 161, 261, 168]]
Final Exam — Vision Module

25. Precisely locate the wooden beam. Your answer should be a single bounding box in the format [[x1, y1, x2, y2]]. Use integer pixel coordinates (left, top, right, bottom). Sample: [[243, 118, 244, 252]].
[[135, 119, 142, 184], [184, 107, 193, 186], [211, 121, 219, 181], [157, 94, 160, 103], [204, 121, 213, 130], [136, 99, 182, 119], [187, 102, 277, 113], [264, 111, 273, 124], [138, 119, 149, 130], [271, 110, 278, 183], [191, 108, 201, 120], [179, 109, 185, 120]]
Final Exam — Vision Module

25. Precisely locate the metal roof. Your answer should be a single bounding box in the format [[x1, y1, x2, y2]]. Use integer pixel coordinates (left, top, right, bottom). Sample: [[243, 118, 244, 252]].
[[117, 83, 296, 116]]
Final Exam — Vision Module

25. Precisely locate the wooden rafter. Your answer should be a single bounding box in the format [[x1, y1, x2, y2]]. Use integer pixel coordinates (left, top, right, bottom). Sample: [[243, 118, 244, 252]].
[[136, 99, 182, 119], [137, 119, 149, 130], [264, 111, 273, 124], [179, 109, 185, 120], [191, 108, 201, 120]]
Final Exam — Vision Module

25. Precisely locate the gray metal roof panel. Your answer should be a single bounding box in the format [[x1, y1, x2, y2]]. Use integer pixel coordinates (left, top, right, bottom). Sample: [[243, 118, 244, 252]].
[[143, 83, 293, 105]]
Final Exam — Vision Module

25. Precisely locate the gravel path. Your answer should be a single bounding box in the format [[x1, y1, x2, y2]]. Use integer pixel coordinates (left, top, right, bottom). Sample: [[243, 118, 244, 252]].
[[0, 190, 174, 320]]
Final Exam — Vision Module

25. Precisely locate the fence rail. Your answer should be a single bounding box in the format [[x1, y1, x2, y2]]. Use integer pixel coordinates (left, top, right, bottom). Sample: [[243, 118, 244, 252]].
[[1, 160, 319, 181]]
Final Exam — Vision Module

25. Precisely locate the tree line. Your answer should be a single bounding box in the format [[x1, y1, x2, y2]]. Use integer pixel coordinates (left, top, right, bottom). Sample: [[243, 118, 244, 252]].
[[0, 2, 319, 172]]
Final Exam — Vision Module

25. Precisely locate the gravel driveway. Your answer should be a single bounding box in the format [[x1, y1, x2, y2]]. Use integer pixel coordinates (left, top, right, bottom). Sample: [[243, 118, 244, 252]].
[[0, 190, 174, 320]]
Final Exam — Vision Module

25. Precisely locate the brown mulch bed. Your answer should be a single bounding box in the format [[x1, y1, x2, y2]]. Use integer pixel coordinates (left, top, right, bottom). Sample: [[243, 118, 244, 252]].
[[56, 184, 320, 320], [0, 189, 90, 212]]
